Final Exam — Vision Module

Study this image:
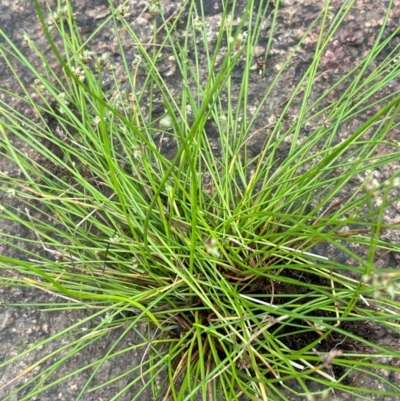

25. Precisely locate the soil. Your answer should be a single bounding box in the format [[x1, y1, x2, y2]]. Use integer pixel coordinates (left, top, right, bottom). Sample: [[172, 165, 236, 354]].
[[1, 0, 400, 400]]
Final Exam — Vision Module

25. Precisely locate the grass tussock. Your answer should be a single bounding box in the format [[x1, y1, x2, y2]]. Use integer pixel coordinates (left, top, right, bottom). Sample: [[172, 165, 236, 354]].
[[1, 0, 400, 400]]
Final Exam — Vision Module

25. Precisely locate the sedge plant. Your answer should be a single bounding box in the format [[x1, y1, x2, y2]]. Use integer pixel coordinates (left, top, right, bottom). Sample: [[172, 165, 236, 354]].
[[1, 0, 400, 400]]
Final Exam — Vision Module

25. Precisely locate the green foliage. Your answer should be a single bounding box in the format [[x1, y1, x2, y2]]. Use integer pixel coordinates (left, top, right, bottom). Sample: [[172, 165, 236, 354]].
[[1, 0, 400, 400]]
